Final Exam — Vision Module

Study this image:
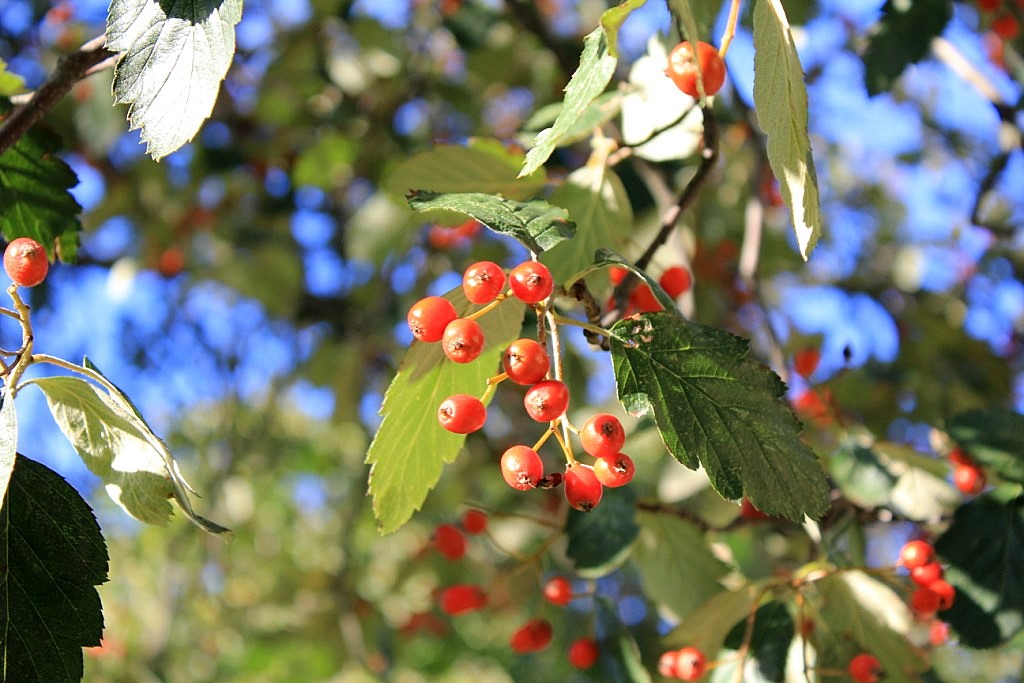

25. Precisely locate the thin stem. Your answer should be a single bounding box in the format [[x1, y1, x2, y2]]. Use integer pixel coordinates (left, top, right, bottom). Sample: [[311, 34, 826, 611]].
[[531, 427, 556, 452], [719, 0, 743, 57], [4, 286, 34, 396], [466, 293, 509, 321], [549, 312, 612, 340], [551, 425, 579, 467]]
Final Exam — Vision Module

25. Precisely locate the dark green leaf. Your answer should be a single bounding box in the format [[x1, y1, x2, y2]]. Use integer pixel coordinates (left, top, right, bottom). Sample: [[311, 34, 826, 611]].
[[0, 100, 82, 262], [610, 313, 831, 521], [565, 485, 638, 577], [0, 454, 108, 683], [934, 492, 1024, 648], [721, 601, 792, 682], [406, 191, 575, 255], [593, 597, 654, 683], [106, 0, 243, 160], [519, 26, 617, 178], [947, 408, 1024, 484], [862, 0, 952, 95]]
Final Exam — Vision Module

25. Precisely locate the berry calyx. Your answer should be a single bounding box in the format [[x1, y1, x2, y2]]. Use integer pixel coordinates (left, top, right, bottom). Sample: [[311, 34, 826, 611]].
[[666, 40, 726, 99], [542, 576, 573, 607], [567, 637, 599, 669], [508, 260, 554, 304], [593, 453, 635, 488], [579, 413, 626, 458], [439, 584, 487, 615], [3, 237, 49, 288], [899, 540, 935, 570], [462, 260, 507, 304], [437, 394, 487, 434], [501, 445, 544, 490], [848, 653, 882, 683], [523, 379, 570, 422], [564, 464, 603, 511], [433, 523, 466, 561], [442, 317, 486, 364], [408, 296, 457, 342], [461, 509, 488, 534], [659, 265, 692, 298], [503, 338, 550, 385], [510, 618, 553, 654], [674, 646, 708, 681]]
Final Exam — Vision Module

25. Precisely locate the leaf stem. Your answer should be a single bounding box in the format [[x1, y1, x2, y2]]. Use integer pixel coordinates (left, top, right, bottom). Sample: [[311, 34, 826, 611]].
[[549, 312, 612, 340]]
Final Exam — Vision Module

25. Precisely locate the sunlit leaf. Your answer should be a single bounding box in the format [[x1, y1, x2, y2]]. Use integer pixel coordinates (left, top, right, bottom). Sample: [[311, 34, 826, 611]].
[[610, 313, 831, 521], [752, 0, 822, 260], [0, 392, 14, 510], [0, 60, 25, 96], [0, 454, 108, 682], [106, 0, 242, 160], [829, 444, 897, 509], [366, 289, 526, 533], [665, 583, 765, 656], [600, 0, 648, 58], [519, 26, 617, 178]]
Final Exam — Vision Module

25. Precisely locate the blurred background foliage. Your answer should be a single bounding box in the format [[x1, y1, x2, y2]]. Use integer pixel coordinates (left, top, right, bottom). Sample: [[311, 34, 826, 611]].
[[2, 0, 1024, 680]]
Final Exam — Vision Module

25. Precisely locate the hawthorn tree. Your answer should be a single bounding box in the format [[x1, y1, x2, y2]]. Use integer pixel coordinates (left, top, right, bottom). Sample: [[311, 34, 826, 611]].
[[0, 0, 1022, 681]]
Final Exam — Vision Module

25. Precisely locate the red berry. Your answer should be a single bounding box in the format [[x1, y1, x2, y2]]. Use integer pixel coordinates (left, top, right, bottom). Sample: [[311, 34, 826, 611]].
[[508, 261, 554, 304], [567, 637, 599, 669], [461, 509, 488, 534], [659, 266, 692, 297], [502, 338, 550, 385], [665, 40, 726, 99], [910, 562, 944, 587], [953, 463, 986, 495], [793, 346, 821, 378], [978, 0, 1000, 11], [929, 579, 956, 610], [439, 584, 487, 615], [929, 620, 950, 646], [947, 446, 973, 467], [408, 296, 457, 342], [437, 394, 487, 434], [523, 379, 570, 422], [462, 260, 507, 304], [442, 317, 486, 364], [579, 413, 626, 458], [3, 237, 49, 288], [675, 646, 708, 681], [609, 265, 629, 284], [433, 523, 466, 561], [658, 649, 683, 678], [848, 653, 882, 683], [510, 618, 553, 654], [593, 453, 635, 488], [542, 576, 573, 606], [740, 498, 770, 521], [564, 464, 603, 511], [993, 12, 1020, 40], [899, 540, 935, 570], [629, 283, 662, 312], [910, 585, 942, 615], [501, 445, 544, 490]]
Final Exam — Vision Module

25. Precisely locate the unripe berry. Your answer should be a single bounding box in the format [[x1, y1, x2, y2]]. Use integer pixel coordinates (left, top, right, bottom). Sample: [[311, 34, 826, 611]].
[[848, 653, 882, 683], [899, 540, 935, 570], [523, 379, 570, 422], [439, 584, 487, 615], [462, 260, 506, 304], [407, 296, 457, 342], [665, 40, 726, 98], [3, 237, 49, 288], [542, 576, 573, 607], [579, 413, 626, 458], [508, 260, 554, 303], [564, 464, 603, 512], [502, 338, 550, 385], [510, 618, 553, 653], [501, 445, 544, 490], [567, 637, 599, 670], [433, 523, 466, 561], [442, 317, 486, 364], [593, 453, 635, 488], [437, 394, 487, 434]]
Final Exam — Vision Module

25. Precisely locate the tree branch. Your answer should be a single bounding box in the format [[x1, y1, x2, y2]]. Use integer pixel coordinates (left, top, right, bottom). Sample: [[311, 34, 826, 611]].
[[0, 36, 115, 157]]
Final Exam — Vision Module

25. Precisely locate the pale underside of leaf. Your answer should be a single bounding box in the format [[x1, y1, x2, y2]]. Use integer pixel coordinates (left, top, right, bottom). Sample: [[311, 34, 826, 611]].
[[106, 0, 242, 160], [752, 0, 822, 260]]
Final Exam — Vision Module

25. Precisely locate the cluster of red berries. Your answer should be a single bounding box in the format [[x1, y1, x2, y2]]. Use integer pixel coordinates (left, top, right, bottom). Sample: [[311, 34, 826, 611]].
[[3, 237, 50, 288], [658, 645, 707, 681], [427, 218, 482, 250], [408, 259, 637, 512], [948, 446, 986, 495], [847, 652, 882, 683], [664, 40, 727, 99], [899, 539, 956, 618], [977, 0, 1021, 40], [610, 264, 692, 315]]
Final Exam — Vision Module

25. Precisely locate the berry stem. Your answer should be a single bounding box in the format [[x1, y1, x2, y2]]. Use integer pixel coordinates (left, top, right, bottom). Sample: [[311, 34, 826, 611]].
[[551, 424, 579, 467], [531, 427, 555, 452], [4, 285, 35, 396], [544, 307, 576, 461], [465, 292, 509, 321], [719, 0, 742, 57]]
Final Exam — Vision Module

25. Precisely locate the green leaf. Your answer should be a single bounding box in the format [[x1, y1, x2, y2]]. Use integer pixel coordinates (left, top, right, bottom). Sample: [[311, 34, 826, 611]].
[[947, 408, 1024, 485], [721, 601, 793, 682], [594, 596, 654, 683], [0, 100, 82, 262], [565, 485, 639, 577], [385, 140, 545, 201], [829, 444, 897, 509], [293, 131, 358, 190], [106, 0, 243, 160], [934, 492, 1024, 648], [632, 509, 727, 620], [752, 0, 822, 260], [862, 0, 952, 95], [406, 191, 575, 256], [0, 60, 25, 96], [0, 454, 108, 683], [810, 570, 928, 683], [519, 26, 617, 178], [565, 249, 677, 313], [610, 313, 831, 521], [544, 166, 632, 282], [366, 290, 526, 533], [521, 92, 622, 150], [665, 584, 765, 656], [28, 374, 228, 534], [0, 392, 14, 510], [600, 0, 648, 58]]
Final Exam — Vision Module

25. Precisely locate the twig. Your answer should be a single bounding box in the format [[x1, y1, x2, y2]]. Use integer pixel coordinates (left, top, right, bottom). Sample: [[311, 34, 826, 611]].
[[0, 35, 115, 157]]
